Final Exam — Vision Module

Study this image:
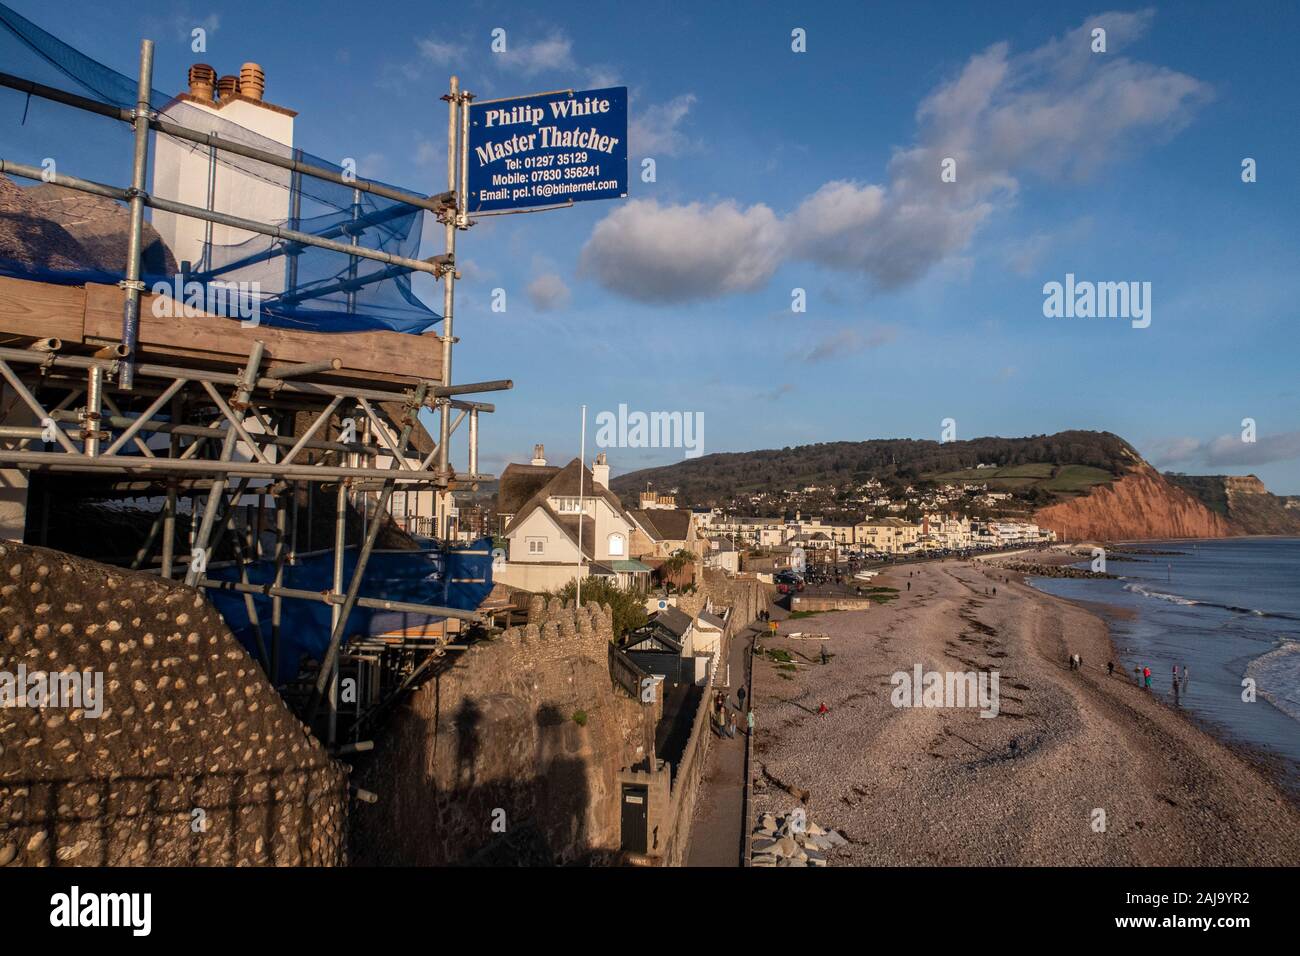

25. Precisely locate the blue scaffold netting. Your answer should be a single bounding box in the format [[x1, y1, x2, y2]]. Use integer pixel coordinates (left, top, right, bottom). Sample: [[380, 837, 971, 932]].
[[0, 1, 442, 334], [206, 541, 496, 684]]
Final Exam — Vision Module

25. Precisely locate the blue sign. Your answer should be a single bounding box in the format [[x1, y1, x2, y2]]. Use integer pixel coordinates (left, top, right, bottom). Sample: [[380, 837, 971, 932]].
[[466, 87, 628, 213]]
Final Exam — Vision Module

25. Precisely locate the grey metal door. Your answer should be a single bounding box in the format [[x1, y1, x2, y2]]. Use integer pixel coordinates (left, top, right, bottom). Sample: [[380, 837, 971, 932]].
[[621, 785, 648, 854]]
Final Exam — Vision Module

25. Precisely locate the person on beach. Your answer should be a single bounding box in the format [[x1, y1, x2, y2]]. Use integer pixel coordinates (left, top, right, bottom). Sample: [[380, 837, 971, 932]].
[[1143, 666, 1152, 690], [907, 581, 911, 591], [817, 701, 829, 719], [1107, 661, 1115, 677]]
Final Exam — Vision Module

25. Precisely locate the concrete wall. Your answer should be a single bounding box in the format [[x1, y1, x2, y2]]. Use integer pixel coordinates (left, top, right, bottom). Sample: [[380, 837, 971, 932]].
[[350, 596, 651, 865], [492, 561, 582, 593]]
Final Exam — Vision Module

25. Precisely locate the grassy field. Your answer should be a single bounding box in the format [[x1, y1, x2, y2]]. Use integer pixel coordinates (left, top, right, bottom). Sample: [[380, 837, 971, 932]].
[[930, 462, 1113, 494], [1040, 464, 1115, 492]]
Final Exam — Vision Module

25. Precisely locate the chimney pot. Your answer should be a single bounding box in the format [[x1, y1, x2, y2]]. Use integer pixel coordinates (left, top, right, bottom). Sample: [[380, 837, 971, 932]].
[[239, 62, 265, 101], [188, 63, 216, 101], [217, 74, 241, 101]]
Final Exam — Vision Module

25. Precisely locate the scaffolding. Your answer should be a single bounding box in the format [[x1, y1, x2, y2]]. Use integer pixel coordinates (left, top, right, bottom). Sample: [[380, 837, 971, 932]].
[[0, 39, 499, 750]]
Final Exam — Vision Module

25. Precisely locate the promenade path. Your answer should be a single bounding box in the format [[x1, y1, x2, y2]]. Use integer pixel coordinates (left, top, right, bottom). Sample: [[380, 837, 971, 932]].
[[685, 602, 779, 866]]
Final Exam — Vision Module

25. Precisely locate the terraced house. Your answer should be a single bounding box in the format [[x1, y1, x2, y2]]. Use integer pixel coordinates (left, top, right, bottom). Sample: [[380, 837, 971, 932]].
[[855, 517, 922, 554]]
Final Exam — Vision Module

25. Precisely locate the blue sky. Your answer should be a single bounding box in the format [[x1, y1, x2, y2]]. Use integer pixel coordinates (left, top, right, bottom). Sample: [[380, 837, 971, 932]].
[[9, 0, 1300, 491]]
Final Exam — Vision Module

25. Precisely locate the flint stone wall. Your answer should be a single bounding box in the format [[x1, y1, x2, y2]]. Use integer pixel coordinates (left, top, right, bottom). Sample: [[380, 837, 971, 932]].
[[0, 543, 348, 867]]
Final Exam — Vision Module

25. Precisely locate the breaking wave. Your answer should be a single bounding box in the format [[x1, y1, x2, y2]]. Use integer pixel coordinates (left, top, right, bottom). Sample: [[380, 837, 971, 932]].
[[1247, 642, 1300, 723], [1122, 581, 1300, 621]]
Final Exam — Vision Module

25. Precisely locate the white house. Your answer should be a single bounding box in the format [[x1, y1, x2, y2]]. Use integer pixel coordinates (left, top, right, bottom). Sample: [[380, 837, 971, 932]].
[[496, 452, 651, 593]]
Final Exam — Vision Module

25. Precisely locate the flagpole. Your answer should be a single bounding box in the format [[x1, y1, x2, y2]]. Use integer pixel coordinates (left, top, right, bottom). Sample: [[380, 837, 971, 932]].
[[576, 404, 587, 606]]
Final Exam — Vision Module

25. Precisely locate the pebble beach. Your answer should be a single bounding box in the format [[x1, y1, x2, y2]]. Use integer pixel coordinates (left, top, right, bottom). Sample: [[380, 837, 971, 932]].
[[749, 558, 1300, 865]]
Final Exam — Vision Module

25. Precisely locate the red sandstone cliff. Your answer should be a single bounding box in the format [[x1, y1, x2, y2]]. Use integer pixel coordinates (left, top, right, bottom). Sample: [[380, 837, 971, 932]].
[[1034, 463, 1236, 542]]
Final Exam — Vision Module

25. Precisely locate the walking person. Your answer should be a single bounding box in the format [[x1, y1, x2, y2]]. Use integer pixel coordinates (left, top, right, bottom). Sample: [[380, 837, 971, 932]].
[[746, 709, 754, 737], [1143, 666, 1152, 690], [1107, 660, 1115, 677]]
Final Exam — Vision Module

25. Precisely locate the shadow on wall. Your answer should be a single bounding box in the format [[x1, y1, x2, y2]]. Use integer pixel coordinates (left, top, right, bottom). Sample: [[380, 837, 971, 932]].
[[350, 692, 599, 866]]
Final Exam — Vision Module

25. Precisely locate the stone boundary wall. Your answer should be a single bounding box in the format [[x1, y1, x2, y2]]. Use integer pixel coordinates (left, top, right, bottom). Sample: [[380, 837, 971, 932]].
[[351, 595, 650, 865]]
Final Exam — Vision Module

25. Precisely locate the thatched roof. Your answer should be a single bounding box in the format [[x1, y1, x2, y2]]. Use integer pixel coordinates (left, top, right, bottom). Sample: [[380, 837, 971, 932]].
[[0, 173, 177, 276]]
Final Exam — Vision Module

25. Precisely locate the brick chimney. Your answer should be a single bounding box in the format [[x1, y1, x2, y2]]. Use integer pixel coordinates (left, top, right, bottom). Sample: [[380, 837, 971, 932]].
[[592, 452, 609, 490], [530, 444, 547, 467]]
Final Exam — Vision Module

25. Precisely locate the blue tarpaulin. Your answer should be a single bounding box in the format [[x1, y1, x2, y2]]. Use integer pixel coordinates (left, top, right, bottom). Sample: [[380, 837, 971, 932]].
[[206, 539, 495, 684]]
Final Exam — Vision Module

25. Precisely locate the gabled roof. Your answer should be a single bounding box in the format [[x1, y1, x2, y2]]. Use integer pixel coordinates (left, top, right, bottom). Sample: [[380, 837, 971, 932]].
[[628, 507, 693, 542], [503, 458, 634, 557], [497, 462, 560, 516], [652, 605, 694, 639], [624, 627, 682, 654]]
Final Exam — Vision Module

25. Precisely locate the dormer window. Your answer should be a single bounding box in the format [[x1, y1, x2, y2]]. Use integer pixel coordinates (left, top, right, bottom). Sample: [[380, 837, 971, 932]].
[[554, 496, 583, 513]]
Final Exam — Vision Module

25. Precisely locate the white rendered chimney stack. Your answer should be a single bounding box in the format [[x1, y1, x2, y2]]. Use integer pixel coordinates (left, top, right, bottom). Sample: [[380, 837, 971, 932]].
[[592, 452, 609, 490]]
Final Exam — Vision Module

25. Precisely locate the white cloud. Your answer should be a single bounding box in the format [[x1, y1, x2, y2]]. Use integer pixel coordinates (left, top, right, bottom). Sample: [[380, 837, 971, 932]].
[[170, 9, 220, 43], [1205, 431, 1300, 467], [1147, 432, 1300, 469], [582, 10, 1210, 302], [579, 199, 782, 303], [629, 94, 697, 157], [418, 37, 467, 66], [527, 273, 572, 312], [494, 32, 574, 76], [1147, 436, 1206, 465], [802, 326, 898, 364]]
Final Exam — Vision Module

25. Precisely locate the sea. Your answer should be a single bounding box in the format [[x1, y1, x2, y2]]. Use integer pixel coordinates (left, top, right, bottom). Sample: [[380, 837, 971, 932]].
[[1029, 537, 1300, 791]]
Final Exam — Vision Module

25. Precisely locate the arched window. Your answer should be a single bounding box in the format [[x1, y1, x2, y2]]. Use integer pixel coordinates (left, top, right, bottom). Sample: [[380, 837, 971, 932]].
[[608, 532, 625, 557]]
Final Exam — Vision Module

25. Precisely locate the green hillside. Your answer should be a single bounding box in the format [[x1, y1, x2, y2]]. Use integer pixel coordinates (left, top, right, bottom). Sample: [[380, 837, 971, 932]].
[[610, 430, 1139, 510]]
